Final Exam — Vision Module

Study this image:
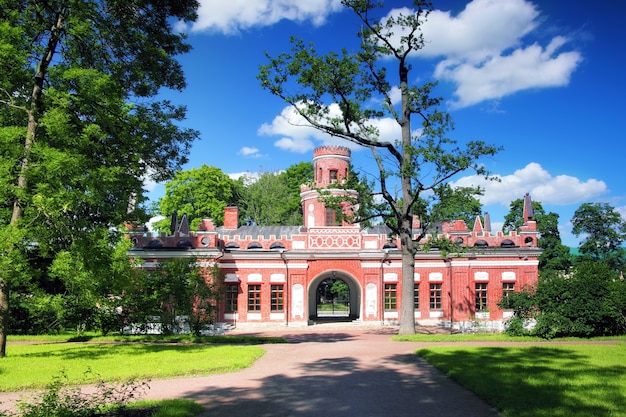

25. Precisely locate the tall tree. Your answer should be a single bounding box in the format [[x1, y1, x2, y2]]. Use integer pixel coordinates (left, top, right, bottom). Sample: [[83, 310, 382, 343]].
[[239, 162, 313, 226], [0, 0, 200, 356], [156, 165, 242, 230], [429, 185, 483, 228], [503, 198, 571, 278], [259, 0, 501, 334], [571, 202, 626, 270]]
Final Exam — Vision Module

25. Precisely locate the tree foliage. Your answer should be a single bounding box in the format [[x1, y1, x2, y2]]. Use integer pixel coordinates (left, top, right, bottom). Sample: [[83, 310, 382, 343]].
[[503, 198, 571, 278], [258, 0, 501, 333], [239, 162, 313, 226], [156, 165, 242, 230], [428, 184, 483, 228], [120, 258, 224, 336], [571, 202, 626, 270], [502, 261, 626, 338], [0, 0, 200, 355]]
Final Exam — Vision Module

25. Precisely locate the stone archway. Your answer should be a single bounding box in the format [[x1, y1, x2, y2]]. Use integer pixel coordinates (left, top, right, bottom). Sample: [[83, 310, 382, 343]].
[[308, 271, 361, 322]]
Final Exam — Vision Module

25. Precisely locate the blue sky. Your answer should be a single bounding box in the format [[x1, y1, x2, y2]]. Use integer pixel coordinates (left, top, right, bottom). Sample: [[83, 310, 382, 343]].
[[147, 0, 625, 247]]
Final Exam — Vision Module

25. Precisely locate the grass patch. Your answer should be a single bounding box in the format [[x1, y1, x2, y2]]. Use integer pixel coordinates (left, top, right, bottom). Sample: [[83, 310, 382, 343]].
[[417, 344, 626, 417], [0, 342, 265, 392], [8, 333, 286, 345], [393, 333, 626, 343], [121, 399, 204, 417], [392, 333, 541, 343]]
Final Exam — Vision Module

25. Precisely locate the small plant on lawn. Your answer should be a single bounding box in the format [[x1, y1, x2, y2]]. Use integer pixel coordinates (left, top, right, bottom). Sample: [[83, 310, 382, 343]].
[[7, 369, 149, 417]]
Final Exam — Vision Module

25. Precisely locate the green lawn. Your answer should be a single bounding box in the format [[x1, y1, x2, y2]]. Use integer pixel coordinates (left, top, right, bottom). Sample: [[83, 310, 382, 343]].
[[0, 342, 265, 392], [418, 344, 626, 417]]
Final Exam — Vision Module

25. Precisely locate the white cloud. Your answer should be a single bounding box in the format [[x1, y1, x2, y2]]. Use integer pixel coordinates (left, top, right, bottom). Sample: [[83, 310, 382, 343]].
[[259, 103, 426, 154], [416, 0, 540, 60], [238, 146, 264, 158], [435, 37, 582, 108], [382, 0, 583, 108], [451, 162, 607, 206], [190, 0, 343, 34], [258, 104, 365, 153]]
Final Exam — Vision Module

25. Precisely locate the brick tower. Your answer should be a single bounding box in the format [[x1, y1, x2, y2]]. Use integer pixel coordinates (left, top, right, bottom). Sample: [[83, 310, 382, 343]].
[[300, 146, 359, 229]]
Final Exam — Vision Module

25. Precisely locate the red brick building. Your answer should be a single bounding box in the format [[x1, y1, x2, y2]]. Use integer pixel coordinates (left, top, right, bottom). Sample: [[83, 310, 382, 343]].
[[127, 146, 540, 330]]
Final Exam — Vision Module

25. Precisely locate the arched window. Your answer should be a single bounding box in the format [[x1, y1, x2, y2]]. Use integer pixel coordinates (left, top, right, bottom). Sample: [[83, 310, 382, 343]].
[[500, 239, 516, 248]]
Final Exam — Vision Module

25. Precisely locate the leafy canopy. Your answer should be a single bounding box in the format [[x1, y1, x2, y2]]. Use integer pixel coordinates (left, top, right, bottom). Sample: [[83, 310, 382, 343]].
[[0, 0, 200, 354]]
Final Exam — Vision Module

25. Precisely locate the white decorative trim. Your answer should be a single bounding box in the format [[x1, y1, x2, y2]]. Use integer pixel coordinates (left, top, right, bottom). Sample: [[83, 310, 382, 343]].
[[247, 313, 262, 321], [384, 311, 399, 319], [270, 273, 285, 282], [220, 262, 308, 269], [429, 272, 443, 282], [450, 260, 539, 267], [474, 271, 489, 281], [503, 311, 514, 318], [270, 313, 285, 320], [414, 262, 449, 268], [364, 241, 378, 249], [414, 311, 422, 318], [502, 271, 516, 281], [383, 272, 398, 282], [248, 273, 262, 282], [430, 311, 444, 318], [414, 272, 420, 282], [224, 313, 238, 320]]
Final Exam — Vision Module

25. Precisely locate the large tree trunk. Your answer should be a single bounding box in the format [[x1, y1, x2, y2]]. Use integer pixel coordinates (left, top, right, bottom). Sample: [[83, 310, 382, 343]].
[[0, 281, 8, 357], [397, 57, 416, 335], [0, 9, 64, 358], [398, 239, 417, 334]]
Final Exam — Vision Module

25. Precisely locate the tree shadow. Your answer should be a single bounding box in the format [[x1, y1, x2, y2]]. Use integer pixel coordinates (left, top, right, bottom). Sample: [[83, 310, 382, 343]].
[[416, 346, 626, 417], [178, 354, 500, 417], [233, 331, 359, 344], [15, 343, 234, 360]]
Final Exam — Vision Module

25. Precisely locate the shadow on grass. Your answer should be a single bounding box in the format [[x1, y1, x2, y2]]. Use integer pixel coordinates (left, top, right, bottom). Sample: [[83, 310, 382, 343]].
[[417, 346, 626, 417], [16, 343, 245, 360]]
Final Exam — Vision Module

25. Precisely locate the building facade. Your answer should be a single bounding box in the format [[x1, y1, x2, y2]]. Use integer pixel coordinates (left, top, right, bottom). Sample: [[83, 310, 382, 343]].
[[127, 146, 540, 330]]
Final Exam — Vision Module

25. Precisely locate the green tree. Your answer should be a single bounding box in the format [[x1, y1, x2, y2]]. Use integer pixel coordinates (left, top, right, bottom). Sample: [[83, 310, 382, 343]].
[[156, 165, 241, 231], [503, 261, 626, 338], [282, 161, 315, 221], [429, 185, 483, 228], [120, 258, 223, 336], [571, 202, 626, 270], [258, 0, 501, 334], [239, 163, 313, 226], [503, 198, 571, 278], [0, 0, 200, 356]]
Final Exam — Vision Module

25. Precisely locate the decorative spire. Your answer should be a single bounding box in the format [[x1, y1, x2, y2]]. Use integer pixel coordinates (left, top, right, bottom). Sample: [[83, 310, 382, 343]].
[[483, 212, 491, 232], [170, 211, 178, 234], [178, 213, 190, 235], [472, 215, 484, 233], [523, 193, 534, 222]]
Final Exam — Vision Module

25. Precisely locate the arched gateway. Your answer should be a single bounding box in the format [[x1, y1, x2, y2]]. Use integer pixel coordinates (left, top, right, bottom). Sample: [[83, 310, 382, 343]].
[[126, 146, 540, 330], [308, 271, 361, 322]]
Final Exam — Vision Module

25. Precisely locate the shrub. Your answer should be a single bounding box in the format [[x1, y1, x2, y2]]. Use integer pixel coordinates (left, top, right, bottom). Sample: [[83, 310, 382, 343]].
[[3, 369, 149, 417]]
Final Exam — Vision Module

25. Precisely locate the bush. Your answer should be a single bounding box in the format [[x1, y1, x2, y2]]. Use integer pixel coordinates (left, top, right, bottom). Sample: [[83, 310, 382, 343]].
[[2, 369, 149, 417]]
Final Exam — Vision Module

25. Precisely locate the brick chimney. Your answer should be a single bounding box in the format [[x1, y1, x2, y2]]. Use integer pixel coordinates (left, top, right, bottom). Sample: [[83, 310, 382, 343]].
[[223, 206, 239, 229]]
